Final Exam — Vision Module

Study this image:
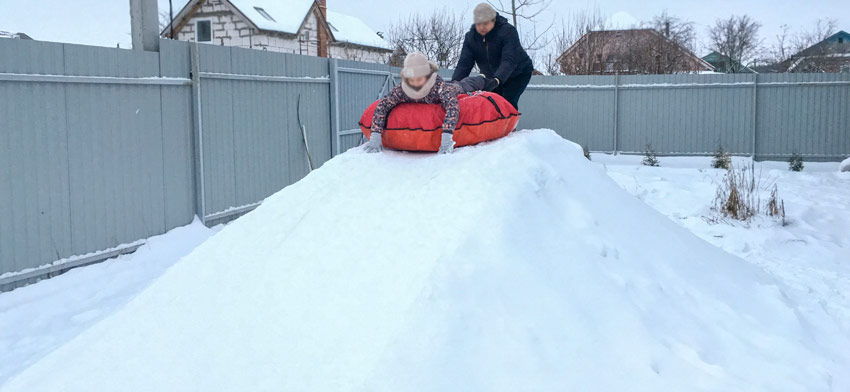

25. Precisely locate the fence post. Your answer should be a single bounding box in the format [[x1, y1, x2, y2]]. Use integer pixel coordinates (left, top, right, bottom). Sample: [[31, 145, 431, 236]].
[[129, 0, 160, 52], [612, 71, 620, 155], [329, 58, 341, 156], [751, 73, 758, 159], [190, 42, 207, 224]]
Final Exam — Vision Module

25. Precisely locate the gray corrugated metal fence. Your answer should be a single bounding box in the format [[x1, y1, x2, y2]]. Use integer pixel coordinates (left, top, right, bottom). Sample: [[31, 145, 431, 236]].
[[2, 37, 849, 290], [0, 39, 390, 290], [520, 73, 850, 159]]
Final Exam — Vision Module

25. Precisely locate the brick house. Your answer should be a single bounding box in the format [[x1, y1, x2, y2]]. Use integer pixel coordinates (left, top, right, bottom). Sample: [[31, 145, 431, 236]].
[[162, 0, 393, 63], [556, 29, 713, 75]]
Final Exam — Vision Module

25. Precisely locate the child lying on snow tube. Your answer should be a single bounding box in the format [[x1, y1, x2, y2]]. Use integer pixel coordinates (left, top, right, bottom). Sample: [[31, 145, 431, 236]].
[[364, 52, 492, 154]]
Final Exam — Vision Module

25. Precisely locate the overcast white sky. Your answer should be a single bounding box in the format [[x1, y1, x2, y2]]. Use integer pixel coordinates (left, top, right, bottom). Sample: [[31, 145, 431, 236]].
[[0, 0, 847, 56]]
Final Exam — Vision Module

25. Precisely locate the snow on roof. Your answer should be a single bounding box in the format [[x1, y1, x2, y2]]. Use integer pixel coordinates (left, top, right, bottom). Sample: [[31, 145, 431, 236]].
[[228, 0, 315, 35], [326, 10, 391, 50], [0, 31, 21, 39], [225, 1, 389, 50]]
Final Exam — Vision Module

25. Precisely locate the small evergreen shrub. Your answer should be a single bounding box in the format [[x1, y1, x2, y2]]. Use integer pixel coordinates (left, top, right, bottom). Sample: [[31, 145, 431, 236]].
[[642, 144, 660, 167], [788, 152, 804, 172], [711, 145, 731, 169]]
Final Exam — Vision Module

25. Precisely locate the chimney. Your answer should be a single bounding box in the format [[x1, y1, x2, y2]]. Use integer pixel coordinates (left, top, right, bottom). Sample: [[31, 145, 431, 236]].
[[316, 0, 329, 58], [664, 21, 670, 38]]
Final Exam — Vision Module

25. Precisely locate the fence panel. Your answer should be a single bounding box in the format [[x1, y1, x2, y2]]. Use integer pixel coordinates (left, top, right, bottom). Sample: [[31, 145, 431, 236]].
[[520, 75, 616, 151], [195, 45, 332, 223], [0, 39, 194, 289], [63, 43, 168, 255], [616, 73, 754, 155], [158, 39, 196, 230], [282, 54, 331, 182], [336, 60, 394, 152], [520, 72, 850, 159], [197, 45, 238, 219], [756, 73, 850, 159], [0, 39, 70, 279]]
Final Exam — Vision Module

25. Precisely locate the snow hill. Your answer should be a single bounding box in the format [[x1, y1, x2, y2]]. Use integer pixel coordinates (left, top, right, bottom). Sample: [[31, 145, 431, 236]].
[[3, 130, 845, 391]]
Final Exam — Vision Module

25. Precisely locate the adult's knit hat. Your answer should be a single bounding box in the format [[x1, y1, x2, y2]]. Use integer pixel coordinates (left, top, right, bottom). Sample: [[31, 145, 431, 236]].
[[401, 52, 436, 79], [473, 3, 497, 24]]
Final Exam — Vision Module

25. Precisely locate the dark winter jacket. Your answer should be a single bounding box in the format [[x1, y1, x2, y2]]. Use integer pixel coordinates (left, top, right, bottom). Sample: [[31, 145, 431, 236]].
[[451, 14, 533, 83], [371, 75, 464, 134]]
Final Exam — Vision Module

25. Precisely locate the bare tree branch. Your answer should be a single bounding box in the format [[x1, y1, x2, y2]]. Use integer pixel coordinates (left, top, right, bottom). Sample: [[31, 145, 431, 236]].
[[386, 9, 467, 68], [642, 11, 696, 52], [707, 15, 762, 73], [487, 0, 554, 54], [541, 8, 606, 75]]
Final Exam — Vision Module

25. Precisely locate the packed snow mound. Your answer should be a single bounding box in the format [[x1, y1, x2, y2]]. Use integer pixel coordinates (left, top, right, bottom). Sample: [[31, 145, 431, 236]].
[[840, 157, 850, 172], [4, 130, 844, 391]]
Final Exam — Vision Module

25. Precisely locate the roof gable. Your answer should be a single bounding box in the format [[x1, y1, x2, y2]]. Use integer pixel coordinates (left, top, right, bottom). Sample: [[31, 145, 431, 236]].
[[796, 30, 850, 57], [701, 51, 755, 73], [164, 0, 390, 50], [229, 0, 315, 35], [559, 29, 713, 71], [826, 30, 850, 43], [326, 10, 391, 50]]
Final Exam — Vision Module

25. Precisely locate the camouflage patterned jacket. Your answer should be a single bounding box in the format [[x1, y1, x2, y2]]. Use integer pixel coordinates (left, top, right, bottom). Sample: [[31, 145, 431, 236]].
[[370, 75, 464, 134]]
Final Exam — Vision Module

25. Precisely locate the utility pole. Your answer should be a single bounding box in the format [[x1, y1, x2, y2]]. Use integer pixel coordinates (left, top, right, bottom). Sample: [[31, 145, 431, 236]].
[[130, 0, 159, 51], [169, 0, 175, 39]]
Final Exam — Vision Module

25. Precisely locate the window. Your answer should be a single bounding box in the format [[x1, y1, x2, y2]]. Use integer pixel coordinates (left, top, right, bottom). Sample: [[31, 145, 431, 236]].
[[196, 20, 211, 42], [839, 37, 845, 44], [254, 7, 277, 22]]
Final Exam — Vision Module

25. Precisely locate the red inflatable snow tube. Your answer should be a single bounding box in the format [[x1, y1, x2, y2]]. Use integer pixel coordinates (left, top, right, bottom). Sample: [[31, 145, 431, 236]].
[[359, 92, 520, 152]]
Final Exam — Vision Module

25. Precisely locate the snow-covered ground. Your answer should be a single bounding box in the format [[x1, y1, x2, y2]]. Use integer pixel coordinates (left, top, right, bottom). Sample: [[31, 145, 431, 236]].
[[0, 220, 221, 386], [1, 129, 847, 391], [598, 154, 850, 338]]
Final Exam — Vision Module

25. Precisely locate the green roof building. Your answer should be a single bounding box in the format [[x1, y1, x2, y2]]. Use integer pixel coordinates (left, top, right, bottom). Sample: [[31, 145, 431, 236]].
[[701, 51, 756, 74]]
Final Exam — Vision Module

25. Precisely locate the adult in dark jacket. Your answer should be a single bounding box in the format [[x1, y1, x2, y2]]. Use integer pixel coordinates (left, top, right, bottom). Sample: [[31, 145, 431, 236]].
[[452, 3, 534, 110]]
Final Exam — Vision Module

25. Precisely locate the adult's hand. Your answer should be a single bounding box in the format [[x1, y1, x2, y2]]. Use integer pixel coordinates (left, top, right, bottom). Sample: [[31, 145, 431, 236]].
[[484, 77, 500, 92]]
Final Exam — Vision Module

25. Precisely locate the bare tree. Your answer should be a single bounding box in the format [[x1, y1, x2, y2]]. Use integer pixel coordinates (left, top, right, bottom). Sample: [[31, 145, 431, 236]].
[[766, 24, 793, 64], [643, 11, 696, 52], [790, 18, 837, 53], [488, 0, 554, 56], [543, 8, 606, 75], [619, 31, 704, 74], [387, 9, 466, 68], [159, 10, 171, 35], [763, 18, 837, 66], [708, 15, 762, 73]]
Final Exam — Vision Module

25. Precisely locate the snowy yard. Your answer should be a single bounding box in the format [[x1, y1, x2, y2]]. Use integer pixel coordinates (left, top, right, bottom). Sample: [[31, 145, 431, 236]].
[[598, 154, 850, 337], [0, 132, 848, 390], [0, 221, 221, 386]]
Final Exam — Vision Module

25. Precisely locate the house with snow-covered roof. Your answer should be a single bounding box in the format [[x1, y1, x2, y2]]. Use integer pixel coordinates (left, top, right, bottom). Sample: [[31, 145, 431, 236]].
[[0, 31, 33, 40], [754, 30, 850, 73], [162, 0, 393, 63], [556, 29, 713, 75]]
